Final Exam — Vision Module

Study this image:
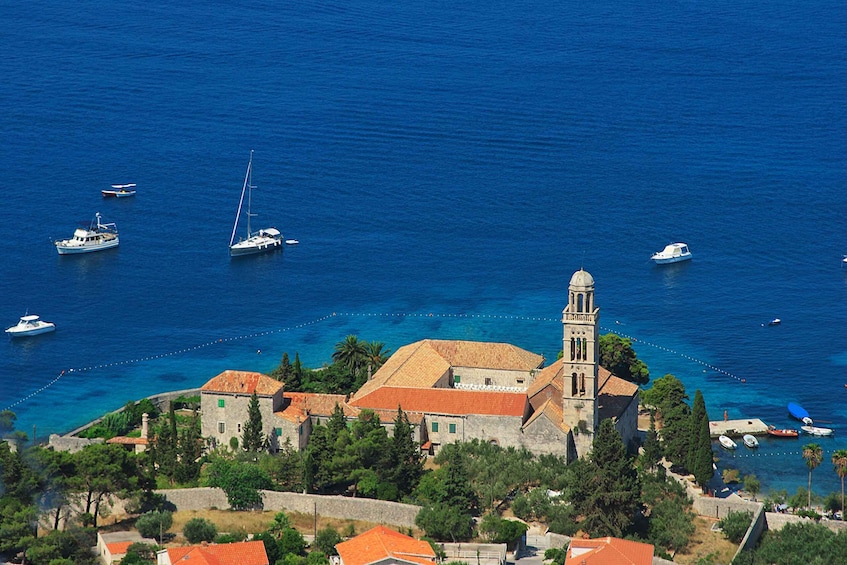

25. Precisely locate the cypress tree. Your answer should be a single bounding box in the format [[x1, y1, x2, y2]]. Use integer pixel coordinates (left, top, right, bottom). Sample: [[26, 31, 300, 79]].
[[241, 392, 265, 452], [390, 408, 424, 497], [687, 390, 707, 472], [692, 411, 714, 491], [640, 413, 662, 471]]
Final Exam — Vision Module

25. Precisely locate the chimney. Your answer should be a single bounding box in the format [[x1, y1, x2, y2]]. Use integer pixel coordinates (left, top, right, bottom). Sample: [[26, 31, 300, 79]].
[[141, 413, 149, 439]]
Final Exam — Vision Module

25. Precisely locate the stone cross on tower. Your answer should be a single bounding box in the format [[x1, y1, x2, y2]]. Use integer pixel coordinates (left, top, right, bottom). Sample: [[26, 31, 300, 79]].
[[561, 269, 600, 458]]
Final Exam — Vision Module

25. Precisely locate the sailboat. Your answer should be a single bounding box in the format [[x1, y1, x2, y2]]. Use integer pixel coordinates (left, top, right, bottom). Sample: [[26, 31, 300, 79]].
[[229, 150, 282, 257]]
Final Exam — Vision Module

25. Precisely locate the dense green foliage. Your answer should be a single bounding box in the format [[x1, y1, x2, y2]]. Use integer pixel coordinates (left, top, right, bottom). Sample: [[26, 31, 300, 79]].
[[183, 517, 217, 543], [204, 456, 273, 510], [599, 333, 650, 385], [689, 390, 714, 490], [734, 522, 847, 565], [146, 402, 202, 485], [135, 510, 172, 540], [478, 514, 528, 549], [314, 526, 342, 555], [718, 510, 752, 544], [242, 392, 266, 452]]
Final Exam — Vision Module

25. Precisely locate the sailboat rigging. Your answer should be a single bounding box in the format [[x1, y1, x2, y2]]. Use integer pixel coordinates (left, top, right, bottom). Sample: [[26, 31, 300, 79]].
[[229, 150, 282, 257]]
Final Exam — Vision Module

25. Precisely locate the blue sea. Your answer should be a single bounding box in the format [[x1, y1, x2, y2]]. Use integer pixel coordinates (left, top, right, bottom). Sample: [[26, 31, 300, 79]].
[[2, 0, 846, 497]]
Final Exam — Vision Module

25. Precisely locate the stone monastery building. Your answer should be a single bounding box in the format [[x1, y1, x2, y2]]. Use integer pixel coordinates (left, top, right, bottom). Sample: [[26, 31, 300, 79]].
[[200, 269, 639, 461]]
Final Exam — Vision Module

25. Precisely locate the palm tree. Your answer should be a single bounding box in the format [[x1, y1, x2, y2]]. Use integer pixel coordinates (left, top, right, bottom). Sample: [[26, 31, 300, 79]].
[[363, 341, 391, 377], [802, 443, 823, 508], [832, 449, 847, 520], [332, 335, 367, 377]]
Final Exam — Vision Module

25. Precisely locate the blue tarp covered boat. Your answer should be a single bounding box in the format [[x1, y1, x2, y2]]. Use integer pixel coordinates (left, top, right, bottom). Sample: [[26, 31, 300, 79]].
[[788, 402, 810, 422]]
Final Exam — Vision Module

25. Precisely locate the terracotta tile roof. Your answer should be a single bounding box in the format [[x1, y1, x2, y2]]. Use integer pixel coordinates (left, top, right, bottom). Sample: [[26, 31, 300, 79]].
[[565, 536, 653, 565], [166, 541, 268, 565], [106, 436, 148, 445], [336, 525, 436, 565], [523, 398, 569, 433], [355, 339, 543, 399], [351, 386, 527, 417], [200, 370, 282, 396], [597, 367, 639, 422], [527, 361, 563, 398], [105, 541, 132, 555], [274, 392, 357, 422]]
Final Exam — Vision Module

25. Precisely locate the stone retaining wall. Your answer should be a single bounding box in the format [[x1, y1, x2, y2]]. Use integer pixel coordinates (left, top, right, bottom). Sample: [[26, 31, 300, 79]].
[[155, 488, 420, 529]]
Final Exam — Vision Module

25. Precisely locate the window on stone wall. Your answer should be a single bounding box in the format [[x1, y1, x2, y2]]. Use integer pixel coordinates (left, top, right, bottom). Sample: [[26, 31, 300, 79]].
[[454, 375, 461, 384], [485, 377, 492, 386], [517, 378, 525, 385], [449, 423, 456, 434], [218, 399, 225, 408], [218, 422, 225, 434], [432, 422, 439, 432], [275, 428, 282, 437], [237, 423, 242, 433]]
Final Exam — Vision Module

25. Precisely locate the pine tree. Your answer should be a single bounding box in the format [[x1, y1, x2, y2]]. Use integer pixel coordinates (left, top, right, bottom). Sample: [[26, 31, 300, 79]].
[[581, 419, 641, 538], [241, 392, 265, 452]]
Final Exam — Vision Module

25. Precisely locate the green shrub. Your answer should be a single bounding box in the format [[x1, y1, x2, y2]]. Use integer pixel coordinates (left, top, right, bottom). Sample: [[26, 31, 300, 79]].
[[183, 518, 217, 544], [135, 511, 172, 540], [718, 510, 752, 544]]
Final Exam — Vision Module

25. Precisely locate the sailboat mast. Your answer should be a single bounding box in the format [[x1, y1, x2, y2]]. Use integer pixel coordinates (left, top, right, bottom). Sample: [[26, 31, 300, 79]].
[[229, 150, 253, 248], [246, 152, 253, 237]]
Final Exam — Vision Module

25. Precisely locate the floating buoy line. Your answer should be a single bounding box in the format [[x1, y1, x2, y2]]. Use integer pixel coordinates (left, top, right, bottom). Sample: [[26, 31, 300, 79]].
[[4, 311, 751, 412]]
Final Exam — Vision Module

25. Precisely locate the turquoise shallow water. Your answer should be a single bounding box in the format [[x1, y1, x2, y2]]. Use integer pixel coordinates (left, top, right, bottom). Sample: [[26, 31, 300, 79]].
[[1, 0, 846, 496]]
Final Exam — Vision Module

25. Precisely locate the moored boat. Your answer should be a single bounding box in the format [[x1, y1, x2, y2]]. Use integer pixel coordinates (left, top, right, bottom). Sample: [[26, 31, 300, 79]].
[[719, 435, 737, 450], [742, 434, 759, 448], [5, 314, 56, 337], [788, 402, 810, 423], [55, 213, 119, 255], [767, 425, 799, 438], [229, 151, 283, 257], [651, 242, 692, 264], [801, 425, 834, 437]]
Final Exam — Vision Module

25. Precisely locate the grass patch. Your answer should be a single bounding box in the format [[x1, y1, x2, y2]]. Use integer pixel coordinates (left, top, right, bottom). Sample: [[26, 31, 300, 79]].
[[671, 516, 738, 565]]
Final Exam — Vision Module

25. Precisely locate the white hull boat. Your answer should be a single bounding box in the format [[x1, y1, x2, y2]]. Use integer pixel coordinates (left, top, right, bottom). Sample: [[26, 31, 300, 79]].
[[742, 434, 759, 448], [719, 435, 737, 450], [55, 213, 119, 255], [102, 183, 137, 198], [6, 314, 55, 337], [651, 242, 692, 264], [229, 151, 282, 257], [801, 425, 834, 437]]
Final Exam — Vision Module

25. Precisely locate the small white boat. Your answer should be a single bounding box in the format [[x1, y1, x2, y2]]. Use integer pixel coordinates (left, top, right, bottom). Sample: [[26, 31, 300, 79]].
[[285, 239, 299, 245], [767, 318, 781, 326], [229, 151, 283, 257], [742, 434, 759, 448], [102, 183, 137, 198], [719, 435, 737, 450], [55, 213, 119, 255], [801, 425, 834, 437], [651, 242, 692, 264], [5, 314, 55, 337]]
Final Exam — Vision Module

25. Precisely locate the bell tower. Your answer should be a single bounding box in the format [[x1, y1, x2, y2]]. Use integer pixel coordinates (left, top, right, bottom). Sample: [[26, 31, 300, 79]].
[[561, 269, 600, 458]]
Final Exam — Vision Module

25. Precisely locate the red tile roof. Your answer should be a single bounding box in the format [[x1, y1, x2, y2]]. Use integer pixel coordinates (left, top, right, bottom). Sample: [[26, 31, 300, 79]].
[[336, 525, 436, 565], [165, 541, 268, 565], [106, 436, 148, 445], [351, 386, 527, 417], [565, 536, 654, 565], [105, 541, 132, 556], [274, 392, 357, 423], [201, 370, 282, 396]]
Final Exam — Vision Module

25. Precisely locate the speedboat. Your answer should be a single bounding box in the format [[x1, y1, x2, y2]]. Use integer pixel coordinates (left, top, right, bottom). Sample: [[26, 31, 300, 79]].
[[102, 183, 136, 198], [801, 425, 834, 437], [767, 425, 799, 438], [5, 314, 55, 337], [55, 213, 119, 255], [767, 318, 781, 326], [719, 435, 737, 450], [285, 239, 299, 245], [651, 243, 692, 264], [742, 434, 759, 448], [229, 151, 283, 257]]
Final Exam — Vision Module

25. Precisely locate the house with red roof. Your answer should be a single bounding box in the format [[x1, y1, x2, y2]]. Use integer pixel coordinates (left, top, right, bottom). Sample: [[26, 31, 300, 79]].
[[96, 531, 156, 564], [156, 540, 269, 565], [335, 525, 436, 565], [564, 536, 654, 565], [199, 270, 638, 461]]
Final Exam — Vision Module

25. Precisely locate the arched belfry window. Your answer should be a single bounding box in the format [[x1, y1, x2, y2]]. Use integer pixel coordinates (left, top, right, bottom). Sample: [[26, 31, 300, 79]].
[[579, 373, 586, 395], [582, 338, 587, 360], [570, 338, 575, 361], [576, 293, 584, 312], [571, 373, 578, 396]]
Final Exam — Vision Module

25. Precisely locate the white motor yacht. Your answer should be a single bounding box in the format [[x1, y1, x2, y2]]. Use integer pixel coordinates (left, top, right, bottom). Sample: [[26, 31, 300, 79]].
[[651, 242, 692, 264], [5, 314, 56, 337], [55, 213, 119, 255]]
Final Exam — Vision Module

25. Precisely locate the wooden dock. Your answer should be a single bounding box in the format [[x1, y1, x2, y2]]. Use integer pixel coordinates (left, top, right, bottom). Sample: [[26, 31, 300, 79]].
[[708, 418, 769, 438]]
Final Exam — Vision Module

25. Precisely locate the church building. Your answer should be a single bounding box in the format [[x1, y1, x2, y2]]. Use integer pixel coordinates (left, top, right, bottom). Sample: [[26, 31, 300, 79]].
[[200, 269, 639, 461]]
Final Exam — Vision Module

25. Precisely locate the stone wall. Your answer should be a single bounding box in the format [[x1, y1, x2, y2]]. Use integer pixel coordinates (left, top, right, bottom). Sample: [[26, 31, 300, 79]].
[[47, 434, 103, 453], [691, 495, 762, 521], [155, 488, 420, 528], [437, 542, 506, 565]]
